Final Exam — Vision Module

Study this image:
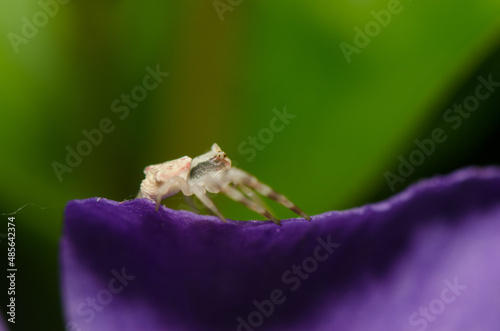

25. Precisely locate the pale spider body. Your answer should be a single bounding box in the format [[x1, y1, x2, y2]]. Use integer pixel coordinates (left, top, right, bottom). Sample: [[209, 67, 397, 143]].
[[137, 143, 310, 225]]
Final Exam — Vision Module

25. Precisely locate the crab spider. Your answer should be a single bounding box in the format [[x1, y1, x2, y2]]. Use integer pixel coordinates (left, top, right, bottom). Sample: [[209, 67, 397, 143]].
[[137, 143, 310, 225]]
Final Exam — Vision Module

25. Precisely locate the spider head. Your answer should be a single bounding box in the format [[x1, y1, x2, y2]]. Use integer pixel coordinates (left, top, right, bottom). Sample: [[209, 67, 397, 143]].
[[210, 143, 231, 168], [188, 143, 231, 180]]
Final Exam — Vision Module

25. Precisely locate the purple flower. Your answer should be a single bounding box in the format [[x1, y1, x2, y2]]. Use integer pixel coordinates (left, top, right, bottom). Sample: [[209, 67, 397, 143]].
[[0, 315, 8, 331], [60, 167, 500, 331]]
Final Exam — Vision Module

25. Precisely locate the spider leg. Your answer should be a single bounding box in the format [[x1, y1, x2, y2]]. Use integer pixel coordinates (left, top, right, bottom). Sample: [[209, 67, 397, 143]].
[[192, 186, 227, 223], [155, 176, 192, 212], [207, 178, 281, 225], [238, 184, 271, 211], [183, 195, 199, 213], [228, 168, 311, 221]]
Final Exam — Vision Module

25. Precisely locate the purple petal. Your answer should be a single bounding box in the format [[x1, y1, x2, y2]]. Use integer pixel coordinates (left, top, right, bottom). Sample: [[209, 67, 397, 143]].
[[0, 314, 9, 331], [60, 167, 500, 331]]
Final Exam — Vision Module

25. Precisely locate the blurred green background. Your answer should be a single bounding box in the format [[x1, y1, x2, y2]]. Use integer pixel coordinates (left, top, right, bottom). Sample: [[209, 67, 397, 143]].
[[1, 0, 500, 329]]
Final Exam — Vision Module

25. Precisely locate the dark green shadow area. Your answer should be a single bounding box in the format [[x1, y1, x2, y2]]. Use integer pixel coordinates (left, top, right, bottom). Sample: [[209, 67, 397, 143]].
[[367, 36, 500, 204]]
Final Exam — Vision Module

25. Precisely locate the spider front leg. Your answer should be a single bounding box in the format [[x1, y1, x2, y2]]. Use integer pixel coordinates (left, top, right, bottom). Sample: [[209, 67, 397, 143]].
[[238, 184, 271, 212], [191, 186, 227, 223], [206, 178, 282, 225], [227, 167, 311, 221]]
